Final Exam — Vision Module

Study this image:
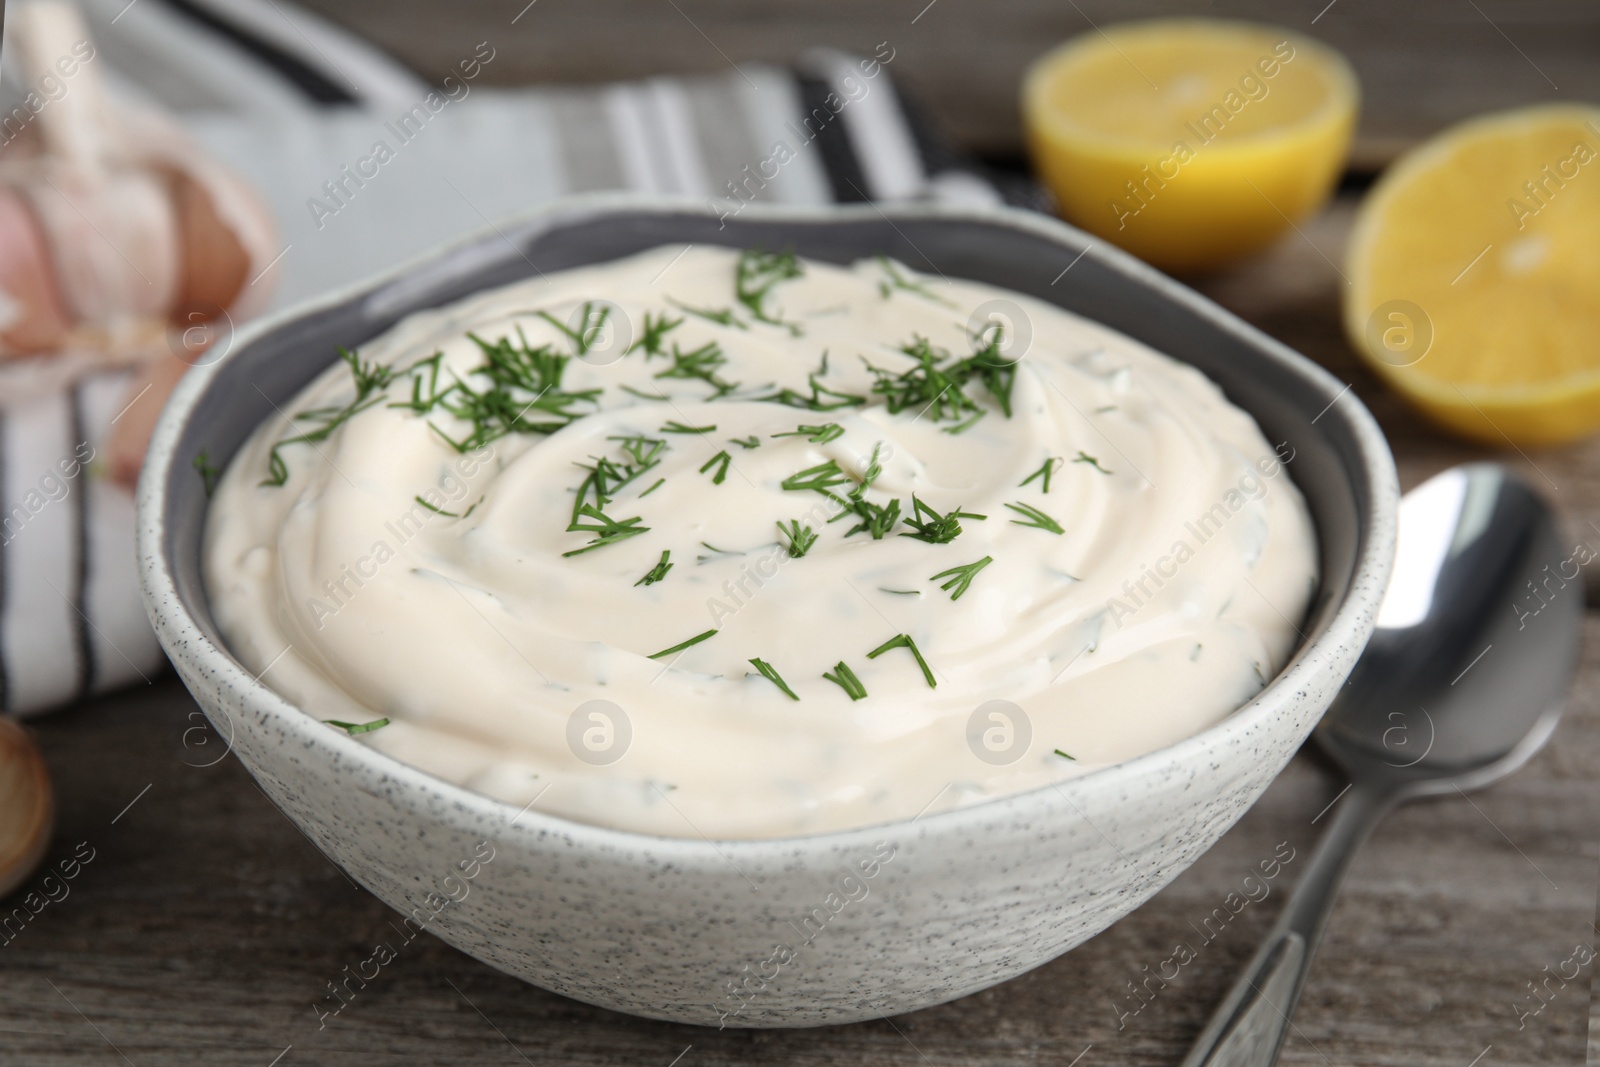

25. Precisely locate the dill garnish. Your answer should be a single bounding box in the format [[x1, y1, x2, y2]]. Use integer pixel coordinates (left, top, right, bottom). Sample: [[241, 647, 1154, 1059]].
[[781, 459, 851, 496], [571, 435, 668, 524], [757, 354, 865, 411], [772, 422, 844, 444], [668, 298, 745, 329], [822, 661, 867, 701], [929, 556, 993, 600], [748, 657, 800, 701], [841, 496, 901, 540], [655, 340, 740, 397], [730, 435, 761, 449], [427, 329, 603, 453], [735, 248, 805, 335], [635, 550, 674, 586], [1054, 748, 1077, 761], [875, 255, 952, 305], [262, 347, 394, 486], [414, 495, 463, 518], [1020, 456, 1063, 493], [699, 450, 732, 484], [662, 421, 716, 434], [564, 504, 649, 556], [193, 450, 220, 496], [639, 477, 666, 498], [324, 718, 390, 735], [699, 542, 738, 555], [1073, 451, 1113, 474], [778, 519, 818, 558], [866, 633, 937, 689], [535, 301, 610, 356], [648, 628, 718, 660], [627, 310, 684, 358], [1005, 501, 1065, 534], [901, 495, 985, 544]]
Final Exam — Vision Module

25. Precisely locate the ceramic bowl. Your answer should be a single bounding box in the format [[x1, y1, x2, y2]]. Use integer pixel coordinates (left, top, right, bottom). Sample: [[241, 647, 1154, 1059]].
[[138, 195, 1396, 1028]]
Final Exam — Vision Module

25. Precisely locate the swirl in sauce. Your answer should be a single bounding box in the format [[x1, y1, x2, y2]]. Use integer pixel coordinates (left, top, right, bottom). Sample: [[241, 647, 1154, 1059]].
[[204, 246, 1317, 838]]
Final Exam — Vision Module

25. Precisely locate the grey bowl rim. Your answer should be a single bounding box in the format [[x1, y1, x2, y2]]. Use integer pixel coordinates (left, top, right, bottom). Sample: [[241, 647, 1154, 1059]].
[[137, 191, 1398, 858]]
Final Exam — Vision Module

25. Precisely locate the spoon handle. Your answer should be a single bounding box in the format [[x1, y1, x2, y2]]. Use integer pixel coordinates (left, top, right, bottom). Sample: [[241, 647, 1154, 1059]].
[[1180, 781, 1398, 1067]]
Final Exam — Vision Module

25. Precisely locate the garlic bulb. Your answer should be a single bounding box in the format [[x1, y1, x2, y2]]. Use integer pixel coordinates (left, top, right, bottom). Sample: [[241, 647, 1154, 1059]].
[[0, 715, 53, 899], [0, 0, 278, 378]]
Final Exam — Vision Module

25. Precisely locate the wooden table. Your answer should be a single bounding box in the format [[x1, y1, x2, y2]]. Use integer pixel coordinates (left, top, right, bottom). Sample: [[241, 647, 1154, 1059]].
[[6, 2, 1600, 1063]]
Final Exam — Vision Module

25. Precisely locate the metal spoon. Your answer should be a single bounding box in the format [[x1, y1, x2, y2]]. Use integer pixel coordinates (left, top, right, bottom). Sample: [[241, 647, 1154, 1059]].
[[1183, 463, 1583, 1066]]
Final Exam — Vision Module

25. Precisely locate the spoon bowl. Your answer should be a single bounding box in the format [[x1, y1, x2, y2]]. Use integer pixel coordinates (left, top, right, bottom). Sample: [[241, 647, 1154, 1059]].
[[1185, 463, 1582, 1066]]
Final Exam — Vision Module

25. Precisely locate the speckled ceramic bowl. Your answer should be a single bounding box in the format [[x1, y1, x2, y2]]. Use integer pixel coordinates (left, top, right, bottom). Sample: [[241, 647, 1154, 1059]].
[[138, 195, 1396, 1028]]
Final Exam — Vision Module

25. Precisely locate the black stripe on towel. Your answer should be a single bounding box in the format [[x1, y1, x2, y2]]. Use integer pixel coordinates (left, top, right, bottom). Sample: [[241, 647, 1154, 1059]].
[[157, 0, 360, 106], [795, 75, 870, 203], [69, 383, 94, 698]]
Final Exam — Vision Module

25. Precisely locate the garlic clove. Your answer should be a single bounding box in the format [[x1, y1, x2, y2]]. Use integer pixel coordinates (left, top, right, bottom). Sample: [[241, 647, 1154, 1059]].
[[0, 716, 54, 900], [0, 187, 73, 355]]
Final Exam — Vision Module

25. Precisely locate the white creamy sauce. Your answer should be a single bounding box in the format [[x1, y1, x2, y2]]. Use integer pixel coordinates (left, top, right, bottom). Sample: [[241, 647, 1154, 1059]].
[[204, 246, 1318, 839]]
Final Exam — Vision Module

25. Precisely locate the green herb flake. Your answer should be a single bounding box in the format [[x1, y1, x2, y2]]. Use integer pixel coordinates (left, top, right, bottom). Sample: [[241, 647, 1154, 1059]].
[[866, 633, 937, 689], [662, 420, 716, 434], [748, 657, 800, 701], [648, 628, 718, 661], [929, 556, 993, 601], [699, 450, 732, 485], [414, 495, 462, 518], [735, 248, 804, 334], [635, 550, 674, 586], [564, 503, 650, 557], [627, 311, 684, 358], [875, 255, 952, 305], [324, 718, 391, 735], [730, 435, 761, 449], [1005, 501, 1065, 534], [1073, 451, 1113, 475], [193, 450, 220, 496], [1054, 748, 1077, 761], [1019, 456, 1062, 493], [772, 422, 845, 444], [822, 661, 868, 701], [901, 495, 985, 545], [778, 519, 818, 558]]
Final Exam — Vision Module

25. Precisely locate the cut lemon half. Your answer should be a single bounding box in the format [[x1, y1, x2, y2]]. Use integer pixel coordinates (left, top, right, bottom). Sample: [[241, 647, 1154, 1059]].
[[1023, 19, 1358, 272], [1346, 104, 1600, 447]]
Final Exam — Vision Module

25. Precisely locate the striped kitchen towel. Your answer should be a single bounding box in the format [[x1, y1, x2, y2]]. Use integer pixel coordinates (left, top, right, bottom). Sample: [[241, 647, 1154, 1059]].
[[0, 0, 1033, 716]]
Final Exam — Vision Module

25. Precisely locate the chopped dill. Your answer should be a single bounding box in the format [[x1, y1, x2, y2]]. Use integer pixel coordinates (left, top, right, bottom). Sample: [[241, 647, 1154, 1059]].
[[929, 556, 993, 600], [655, 340, 740, 398], [879, 588, 922, 596], [563, 503, 649, 557], [262, 347, 395, 486], [748, 657, 800, 701], [822, 660, 867, 701], [414, 495, 463, 518], [1073, 451, 1113, 474], [1054, 748, 1077, 761], [735, 248, 804, 334], [635, 550, 674, 586], [866, 633, 937, 689], [668, 297, 745, 330], [1019, 456, 1063, 493], [648, 628, 718, 660], [777, 519, 818, 558], [193, 450, 220, 496], [627, 311, 684, 358], [772, 422, 844, 444], [699, 450, 732, 485], [901, 495, 985, 544], [662, 420, 716, 434], [535, 301, 610, 356], [639, 477, 666, 498], [875, 255, 951, 305], [324, 718, 390, 735], [729, 435, 761, 449], [1005, 501, 1065, 534]]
